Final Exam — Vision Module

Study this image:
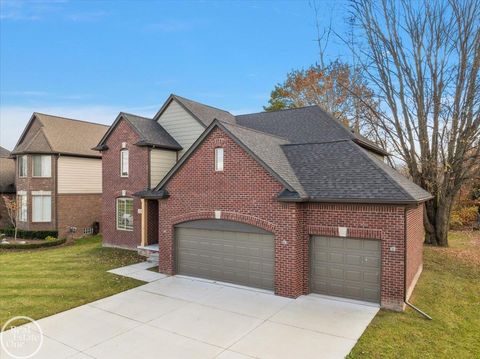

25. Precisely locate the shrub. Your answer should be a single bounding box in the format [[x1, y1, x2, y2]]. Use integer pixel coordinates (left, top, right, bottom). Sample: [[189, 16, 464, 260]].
[[0, 238, 66, 249], [0, 228, 58, 240], [45, 236, 57, 241], [450, 206, 479, 229]]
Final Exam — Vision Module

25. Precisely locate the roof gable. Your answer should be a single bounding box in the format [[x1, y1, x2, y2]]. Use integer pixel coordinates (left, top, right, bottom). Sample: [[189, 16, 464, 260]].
[[153, 94, 235, 127], [153, 120, 300, 197], [94, 113, 182, 151], [13, 113, 108, 157]]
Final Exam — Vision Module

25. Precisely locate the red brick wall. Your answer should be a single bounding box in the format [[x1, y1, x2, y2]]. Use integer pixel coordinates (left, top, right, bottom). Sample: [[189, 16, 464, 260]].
[[101, 119, 149, 249], [57, 194, 102, 238], [157, 126, 419, 310], [406, 204, 424, 299], [15, 154, 57, 232], [303, 203, 406, 310], [158, 127, 303, 297]]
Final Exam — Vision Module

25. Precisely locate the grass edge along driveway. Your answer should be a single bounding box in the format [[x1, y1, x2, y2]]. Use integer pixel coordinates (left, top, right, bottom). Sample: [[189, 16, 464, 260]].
[[0, 235, 144, 329], [349, 230, 480, 358]]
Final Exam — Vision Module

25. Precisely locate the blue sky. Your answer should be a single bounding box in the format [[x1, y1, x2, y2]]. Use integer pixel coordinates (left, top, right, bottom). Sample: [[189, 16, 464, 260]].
[[0, 0, 349, 150]]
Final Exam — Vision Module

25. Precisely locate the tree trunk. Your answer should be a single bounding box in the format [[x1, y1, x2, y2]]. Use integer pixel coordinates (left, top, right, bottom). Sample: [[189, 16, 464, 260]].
[[424, 195, 453, 246]]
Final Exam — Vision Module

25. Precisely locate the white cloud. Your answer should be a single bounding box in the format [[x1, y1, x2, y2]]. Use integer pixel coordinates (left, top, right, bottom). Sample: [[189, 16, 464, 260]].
[[0, 104, 156, 150]]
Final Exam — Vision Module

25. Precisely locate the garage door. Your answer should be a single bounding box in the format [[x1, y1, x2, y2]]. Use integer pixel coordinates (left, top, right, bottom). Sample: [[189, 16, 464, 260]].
[[175, 220, 275, 290], [310, 236, 381, 303]]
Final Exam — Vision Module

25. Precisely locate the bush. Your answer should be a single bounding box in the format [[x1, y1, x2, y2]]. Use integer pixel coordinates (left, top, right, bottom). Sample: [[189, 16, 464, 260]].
[[45, 236, 57, 241], [0, 228, 58, 240], [450, 206, 479, 229], [0, 238, 66, 249]]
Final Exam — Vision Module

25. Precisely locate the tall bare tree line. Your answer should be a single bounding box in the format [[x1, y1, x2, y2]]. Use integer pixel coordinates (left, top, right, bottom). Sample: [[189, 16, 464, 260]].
[[347, 0, 479, 246]]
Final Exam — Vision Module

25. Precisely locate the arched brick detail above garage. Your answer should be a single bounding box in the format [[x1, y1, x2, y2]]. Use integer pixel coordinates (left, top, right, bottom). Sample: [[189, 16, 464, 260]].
[[169, 211, 277, 234]]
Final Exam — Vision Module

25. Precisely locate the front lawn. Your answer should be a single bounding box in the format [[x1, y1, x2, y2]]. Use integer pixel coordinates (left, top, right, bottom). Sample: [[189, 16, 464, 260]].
[[0, 235, 144, 329], [349, 230, 480, 358]]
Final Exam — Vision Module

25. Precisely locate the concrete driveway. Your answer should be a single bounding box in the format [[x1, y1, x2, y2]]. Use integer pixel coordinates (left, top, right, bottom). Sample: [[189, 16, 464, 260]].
[[1, 273, 378, 359]]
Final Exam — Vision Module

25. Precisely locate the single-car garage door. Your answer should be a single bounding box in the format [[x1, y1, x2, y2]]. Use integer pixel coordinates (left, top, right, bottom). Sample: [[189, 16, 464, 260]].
[[175, 220, 275, 290], [310, 236, 381, 303]]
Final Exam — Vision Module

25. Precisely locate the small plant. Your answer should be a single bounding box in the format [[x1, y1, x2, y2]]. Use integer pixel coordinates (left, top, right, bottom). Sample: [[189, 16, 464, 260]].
[[45, 236, 57, 241], [1, 196, 17, 241]]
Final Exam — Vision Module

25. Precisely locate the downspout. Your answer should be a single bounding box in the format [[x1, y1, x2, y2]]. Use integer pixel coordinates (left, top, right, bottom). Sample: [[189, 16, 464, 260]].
[[404, 206, 432, 320]]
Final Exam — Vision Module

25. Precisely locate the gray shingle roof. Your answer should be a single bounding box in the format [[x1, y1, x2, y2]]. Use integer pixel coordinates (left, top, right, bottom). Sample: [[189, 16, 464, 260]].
[[144, 95, 431, 204], [236, 106, 387, 155], [173, 95, 236, 126], [13, 113, 109, 157], [282, 140, 431, 203], [94, 113, 182, 151], [121, 113, 182, 150], [221, 122, 306, 197]]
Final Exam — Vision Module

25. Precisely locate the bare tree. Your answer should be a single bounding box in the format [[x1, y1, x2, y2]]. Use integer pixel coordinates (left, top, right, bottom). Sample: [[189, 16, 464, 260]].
[[350, 0, 480, 246]]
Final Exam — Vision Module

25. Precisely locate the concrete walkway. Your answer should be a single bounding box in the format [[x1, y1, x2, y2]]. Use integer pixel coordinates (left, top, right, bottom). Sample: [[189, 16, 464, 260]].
[[1, 263, 379, 359]]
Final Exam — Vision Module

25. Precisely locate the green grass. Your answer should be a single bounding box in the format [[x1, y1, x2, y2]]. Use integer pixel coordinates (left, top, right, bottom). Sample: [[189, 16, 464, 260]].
[[349, 231, 480, 358], [0, 235, 144, 329]]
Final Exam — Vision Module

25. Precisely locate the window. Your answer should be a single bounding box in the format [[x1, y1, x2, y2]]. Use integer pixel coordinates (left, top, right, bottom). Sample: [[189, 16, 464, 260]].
[[32, 155, 51, 177], [116, 198, 133, 231], [84, 227, 94, 235], [215, 148, 224, 171], [17, 192, 27, 222], [18, 155, 27, 177], [120, 149, 129, 177], [32, 192, 51, 222]]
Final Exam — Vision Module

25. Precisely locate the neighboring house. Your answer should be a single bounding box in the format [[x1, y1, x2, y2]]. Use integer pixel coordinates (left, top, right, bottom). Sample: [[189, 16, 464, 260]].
[[11, 113, 109, 238], [97, 94, 431, 311], [0, 146, 16, 229]]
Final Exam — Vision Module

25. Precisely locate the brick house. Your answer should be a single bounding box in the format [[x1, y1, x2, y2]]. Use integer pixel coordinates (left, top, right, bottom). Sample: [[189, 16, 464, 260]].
[[11, 113, 108, 238], [0, 146, 16, 229], [98, 95, 431, 311]]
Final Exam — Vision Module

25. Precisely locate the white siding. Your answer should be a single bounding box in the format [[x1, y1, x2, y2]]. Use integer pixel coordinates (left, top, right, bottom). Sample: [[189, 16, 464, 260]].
[[150, 149, 177, 187], [157, 100, 205, 157], [58, 156, 102, 194]]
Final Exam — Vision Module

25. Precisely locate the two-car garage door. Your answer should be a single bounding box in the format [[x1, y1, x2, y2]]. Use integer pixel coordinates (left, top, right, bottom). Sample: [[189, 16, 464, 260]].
[[175, 220, 380, 303], [175, 220, 275, 290], [310, 236, 381, 303]]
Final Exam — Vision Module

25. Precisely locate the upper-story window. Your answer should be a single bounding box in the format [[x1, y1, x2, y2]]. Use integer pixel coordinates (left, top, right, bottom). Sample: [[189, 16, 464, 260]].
[[32, 155, 51, 177], [18, 155, 27, 177], [120, 149, 129, 177], [215, 148, 224, 172]]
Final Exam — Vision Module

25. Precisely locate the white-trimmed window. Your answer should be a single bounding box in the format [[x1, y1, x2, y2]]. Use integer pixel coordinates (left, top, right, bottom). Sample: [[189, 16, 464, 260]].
[[120, 149, 129, 177], [17, 191, 27, 222], [18, 155, 27, 177], [116, 197, 133, 231], [32, 155, 51, 177], [32, 191, 51, 222], [215, 148, 224, 171]]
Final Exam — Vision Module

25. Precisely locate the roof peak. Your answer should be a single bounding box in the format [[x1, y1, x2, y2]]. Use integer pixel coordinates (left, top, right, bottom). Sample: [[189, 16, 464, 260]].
[[235, 105, 319, 117], [171, 94, 233, 114]]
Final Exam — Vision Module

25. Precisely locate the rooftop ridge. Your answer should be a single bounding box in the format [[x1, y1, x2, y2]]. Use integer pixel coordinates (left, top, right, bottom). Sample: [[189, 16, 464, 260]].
[[34, 112, 110, 128], [220, 121, 290, 142], [173, 94, 233, 114], [234, 105, 319, 117]]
